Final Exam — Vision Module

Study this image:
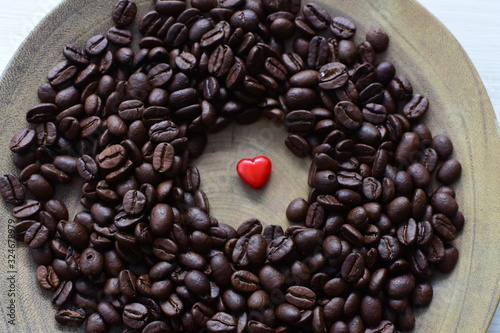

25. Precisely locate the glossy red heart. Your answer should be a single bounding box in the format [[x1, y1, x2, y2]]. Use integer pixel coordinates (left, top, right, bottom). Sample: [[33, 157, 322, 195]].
[[236, 156, 272, 189]]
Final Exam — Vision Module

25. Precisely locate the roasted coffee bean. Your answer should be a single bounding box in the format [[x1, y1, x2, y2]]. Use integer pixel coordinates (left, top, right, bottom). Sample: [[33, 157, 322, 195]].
[[231, 270, 259, 293], [112, 0, 137, 27], [318, 62, 348, 90], [0, 174, 25, 205], [378, 235, 401, 262], [431, 213, 457, 241], [285, 286, 316, 309], [10, 128, 35, 154], [25, 174, 54, 200], [13, 200, 41, 219], [77, 155, 99, 181], [275, 303, 301, 324], [286, 198, 309, 223], [86, 35, 108, 57], [54, 308, 86, 327], [79, 247, 104, 276], [436, 159, 462, 185], [341, 252, 364, 282], [80, 116, 101, 138], [47, 61, 77, 86], [207, 312, 237, 333], [303, 3, 331, 30], [285, 134, 310, 157], [334, 101, 363, 130], [185, 270, 211, 296], [123, 302, 149, 329], [330, 17, 356, 39], [63, 44, 89, 66], [389, 75, 413, 101], [26, 103, 58, 124], [152, 142, 175, 173]]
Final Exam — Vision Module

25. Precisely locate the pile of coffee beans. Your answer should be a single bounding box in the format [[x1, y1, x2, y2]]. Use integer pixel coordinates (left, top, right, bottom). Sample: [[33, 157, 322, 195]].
[[0, 0, 464, 332]]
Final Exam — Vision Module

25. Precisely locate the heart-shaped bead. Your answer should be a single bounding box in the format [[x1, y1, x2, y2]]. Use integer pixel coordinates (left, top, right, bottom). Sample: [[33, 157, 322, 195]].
[[236, 156, 272, 189]]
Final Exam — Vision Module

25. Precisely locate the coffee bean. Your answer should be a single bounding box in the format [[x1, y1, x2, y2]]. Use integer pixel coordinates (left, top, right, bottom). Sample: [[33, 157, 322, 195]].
[[285, 134, 310, 157], [63, 44, 89, 66], [26, 103, 58, 124], [79, 247, 104, 276], [183, 270, 210, 297], [207, 312, 237, 333], [54, 308, 86, 327], [152, 142, 175, 173], [303, 3, 331, 30], [275, 303, 301, 324], [436, 158, 461, 185], [360, 295, 382, 327], [330, 17, 356, 39], [285, 286, 316, 309], [231, 270, 259, 293], [286, 198, 309, 223], [112, 0, 137, 27], [318, 62, 348, 90], [0, 174, 25, 205], [378, 235, 402, 262], [334, 101, 363, 130]]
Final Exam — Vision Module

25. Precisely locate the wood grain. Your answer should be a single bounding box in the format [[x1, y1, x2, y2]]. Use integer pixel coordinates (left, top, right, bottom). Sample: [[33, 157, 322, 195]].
[[0, 0, 498, 332]]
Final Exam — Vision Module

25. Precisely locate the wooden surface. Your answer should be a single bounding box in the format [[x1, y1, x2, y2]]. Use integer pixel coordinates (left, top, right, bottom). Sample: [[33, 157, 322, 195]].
[[0, 0, 499, 332]]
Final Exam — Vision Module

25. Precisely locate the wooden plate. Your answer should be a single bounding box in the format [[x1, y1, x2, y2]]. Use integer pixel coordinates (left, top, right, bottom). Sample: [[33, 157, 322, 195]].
[[0, 0, 499, 332]]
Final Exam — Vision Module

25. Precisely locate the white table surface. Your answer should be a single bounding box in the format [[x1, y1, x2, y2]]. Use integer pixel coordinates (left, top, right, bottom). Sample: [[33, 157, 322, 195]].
[[0, 0, 498, 332]]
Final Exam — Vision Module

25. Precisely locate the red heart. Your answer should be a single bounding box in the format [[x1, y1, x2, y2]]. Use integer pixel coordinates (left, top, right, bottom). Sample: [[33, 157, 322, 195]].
[[236, 156, 272, 189]]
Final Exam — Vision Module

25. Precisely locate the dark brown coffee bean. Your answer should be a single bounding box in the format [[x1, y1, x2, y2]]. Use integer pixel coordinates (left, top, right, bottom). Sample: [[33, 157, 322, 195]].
[[96, 144, 127, 170], [185, 270, 211, 296], [148, 63, 173, 87], [285, 286, 316, 309], [303, 3, 331, 30], [330, 17, 356, 39], [207, 312, 237, 333], [152, 142, 175, 173], [79, 247, 104, 276], [0, 174, 25, 205], [85, 35, 108, 57], [63, 44, 89, 65], [286, 109, 315, 132], [26, 103, 58, 124], [77, 155, 98, 181], [360, 295, 382, 327], [436, 158, 462, 185], [47, 61, 77, 86], [431, 213, 457, 241], [112, 0, 137, 27], [264, 57, 288, 82], [122, 302, 149, 329], [55, 308, 86, 327], [25, 174, 54, 200], [10, 128, 35, 154], [231, 270, 259, 293], [378, 235, 401, 262], [275, 303, 301, 324], [149, 120, 179, 143], [286, 198, 309, 223], [431, 192, 458, 218], [341, 252, 364, 282], [285, 134, 310, 157], [13, 200, 41, 219], [318, 62, 348, 90], [389, 75, 413, 101], [334, 101, 363, 130]]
